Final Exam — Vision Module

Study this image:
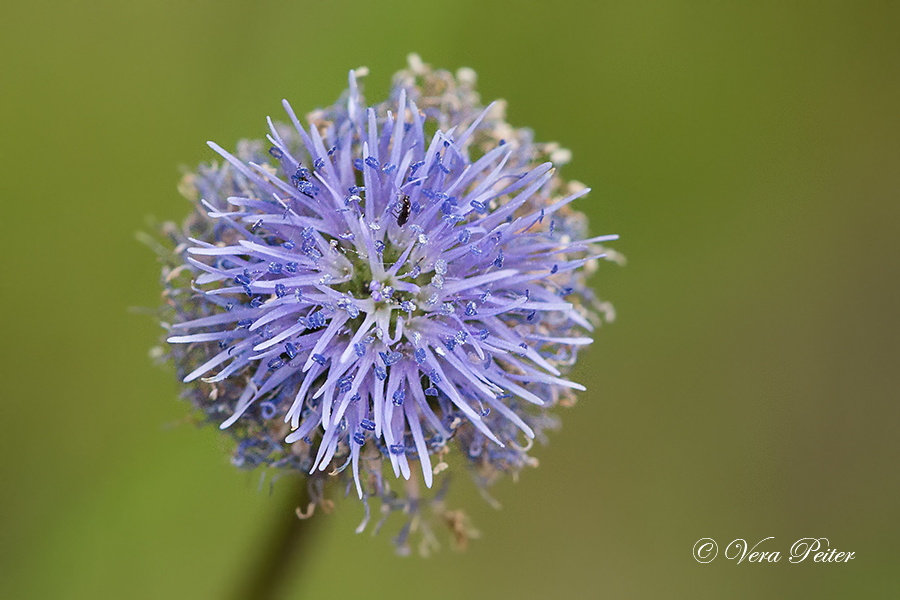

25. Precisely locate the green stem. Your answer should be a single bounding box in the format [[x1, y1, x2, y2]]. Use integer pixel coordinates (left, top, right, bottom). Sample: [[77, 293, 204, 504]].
[[232, 478, 317, 600]]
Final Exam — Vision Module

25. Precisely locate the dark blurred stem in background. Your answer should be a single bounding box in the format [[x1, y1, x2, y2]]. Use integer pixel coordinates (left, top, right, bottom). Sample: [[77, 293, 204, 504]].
[[232, 477, 316, 600]]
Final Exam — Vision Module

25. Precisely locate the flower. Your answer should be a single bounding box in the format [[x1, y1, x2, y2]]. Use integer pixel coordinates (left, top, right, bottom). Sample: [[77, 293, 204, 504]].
[[153, 55, 618, 553]]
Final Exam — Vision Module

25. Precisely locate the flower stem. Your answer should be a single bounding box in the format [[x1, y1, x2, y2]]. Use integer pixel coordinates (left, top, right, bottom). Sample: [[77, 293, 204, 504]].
[[231, 477, 317, 600]]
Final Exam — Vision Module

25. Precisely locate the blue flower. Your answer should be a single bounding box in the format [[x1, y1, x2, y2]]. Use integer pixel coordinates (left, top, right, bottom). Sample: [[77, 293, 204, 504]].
[[155, 55, 618, 553]]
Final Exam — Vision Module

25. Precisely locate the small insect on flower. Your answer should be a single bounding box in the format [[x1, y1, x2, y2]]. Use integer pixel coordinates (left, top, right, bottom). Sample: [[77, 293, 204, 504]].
[[151, 54, 619, 555], [395, 194, 411, 227]]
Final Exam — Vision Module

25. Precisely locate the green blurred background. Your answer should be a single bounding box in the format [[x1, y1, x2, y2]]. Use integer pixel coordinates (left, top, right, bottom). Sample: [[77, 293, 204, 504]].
[[2, 1, 899, 598]]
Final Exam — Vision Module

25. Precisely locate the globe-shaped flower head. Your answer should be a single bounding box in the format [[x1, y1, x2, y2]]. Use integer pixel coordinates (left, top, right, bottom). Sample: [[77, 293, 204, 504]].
[[155, 55, 618, 551]]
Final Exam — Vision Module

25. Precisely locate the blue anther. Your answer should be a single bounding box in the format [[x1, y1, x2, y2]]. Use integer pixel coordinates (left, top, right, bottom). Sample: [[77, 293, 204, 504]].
[[383, 351, 402, 366], [392, 389, 405, 406], [307, 311, 325, 329], [260, 401, 277, 419], [297, 181, 319, 196], [493, 250, 504, 269]]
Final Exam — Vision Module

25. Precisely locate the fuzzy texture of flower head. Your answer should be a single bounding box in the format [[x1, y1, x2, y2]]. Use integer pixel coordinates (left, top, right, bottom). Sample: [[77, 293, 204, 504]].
[[153, 55, 618, 552]]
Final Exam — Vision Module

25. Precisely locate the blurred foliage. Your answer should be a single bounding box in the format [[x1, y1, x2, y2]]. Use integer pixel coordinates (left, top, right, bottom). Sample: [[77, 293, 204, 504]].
[[1, 1, 898, 598]]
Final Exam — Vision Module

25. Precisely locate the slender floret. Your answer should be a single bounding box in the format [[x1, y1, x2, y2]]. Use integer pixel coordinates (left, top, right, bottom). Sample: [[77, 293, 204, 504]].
[[152, 55, 618, 553]]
